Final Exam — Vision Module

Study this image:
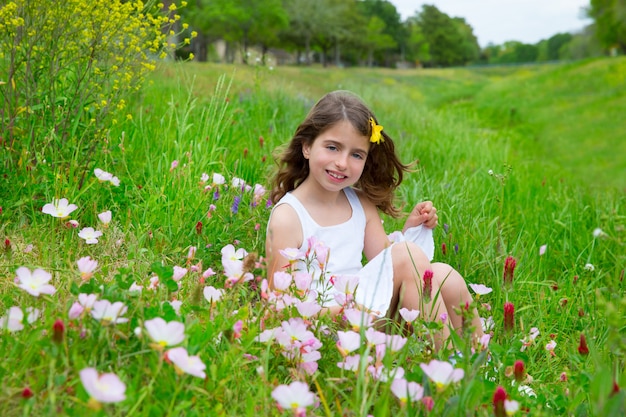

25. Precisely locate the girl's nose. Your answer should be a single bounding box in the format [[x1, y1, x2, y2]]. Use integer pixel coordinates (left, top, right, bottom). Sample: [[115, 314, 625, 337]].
[[335, 153, 348, 170]]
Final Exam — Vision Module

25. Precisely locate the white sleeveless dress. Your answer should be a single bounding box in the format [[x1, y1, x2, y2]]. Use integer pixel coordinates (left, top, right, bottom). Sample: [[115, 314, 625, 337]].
[[270, 187, 434, 317]]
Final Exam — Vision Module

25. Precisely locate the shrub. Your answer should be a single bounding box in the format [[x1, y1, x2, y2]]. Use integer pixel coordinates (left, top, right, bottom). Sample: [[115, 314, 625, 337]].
[[0, 0, 193, 187]]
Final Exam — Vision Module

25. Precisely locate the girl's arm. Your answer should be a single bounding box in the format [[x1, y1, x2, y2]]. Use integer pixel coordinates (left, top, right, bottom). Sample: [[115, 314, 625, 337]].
[[359, 192, 394, 261], [265, 204, 303, 289]]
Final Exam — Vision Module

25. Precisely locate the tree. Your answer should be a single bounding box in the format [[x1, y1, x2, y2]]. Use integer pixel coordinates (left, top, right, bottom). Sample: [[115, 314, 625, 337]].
[[404, 16, 430, 65], [416, 5, 479, 67], [587, 0, 626, 53], [356, 0, 404, 66], [362, 16, 397, 66]]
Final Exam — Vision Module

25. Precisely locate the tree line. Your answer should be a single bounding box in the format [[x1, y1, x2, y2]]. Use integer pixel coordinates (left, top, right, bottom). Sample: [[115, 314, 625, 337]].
[[179, 0, 625, 67]]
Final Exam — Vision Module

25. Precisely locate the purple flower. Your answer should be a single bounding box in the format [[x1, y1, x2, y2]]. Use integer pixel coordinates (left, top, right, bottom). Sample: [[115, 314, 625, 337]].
[[231, 196, 241, 214]]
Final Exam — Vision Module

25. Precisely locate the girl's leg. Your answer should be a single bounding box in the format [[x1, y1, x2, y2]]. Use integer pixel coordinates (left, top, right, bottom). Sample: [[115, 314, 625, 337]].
[[389, 242, 451, 350], [431, 262, 484, 341]]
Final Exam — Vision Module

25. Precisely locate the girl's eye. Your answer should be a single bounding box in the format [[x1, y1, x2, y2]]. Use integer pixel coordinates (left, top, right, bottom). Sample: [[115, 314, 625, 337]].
[[327, 145, 337, 151], [352, 153, 364, 160]]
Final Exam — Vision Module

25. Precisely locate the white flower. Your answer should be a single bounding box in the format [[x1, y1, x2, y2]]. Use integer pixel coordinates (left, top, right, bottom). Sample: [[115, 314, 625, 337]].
[[79, 368, 126, 403], [505, 399, 521, 413], [94, 168, 113, 182], [592, 228, 605, 238], [42, 198, 78, 219], [94, 168, 120, 186], [420, 359, 464, 390], [144, 317, 185, 348], [584, 263, 595, 271], [212, 173, 225, 185], [203, 286, 224, 303], [91, 300, 128, 325], [98, 210, 112, 226], [128, 282, 143, 293], [15, 267, 56, 297], [391, 378, 424, 403], [271, 381, 315, 414], [78, 227, 103, 244], [166, 347, 206, 378], [469, 283, 493, 295], [0, 306, 24, 332]]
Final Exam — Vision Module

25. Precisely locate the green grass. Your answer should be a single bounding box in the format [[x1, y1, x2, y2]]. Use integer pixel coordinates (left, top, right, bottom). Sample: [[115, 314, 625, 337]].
[[0, 58, 625, 416]]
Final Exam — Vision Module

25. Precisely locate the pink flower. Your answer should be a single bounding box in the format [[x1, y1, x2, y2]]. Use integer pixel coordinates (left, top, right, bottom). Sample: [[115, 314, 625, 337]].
[[69, 293, 98, 319], [272, 271, 292, 291], [343, 308, 373, 331], [337, 331, 361, 356], [144, 317, 185, 348], [172, 266, 188, 282], [42, 198, 78, 219], [391, 378, 424, 403], [77, 256, 98, 281], [15, 267, 56, 296], [203, 286, 224, 304], [0, 306, 24, 332], [398, 307, 420, 323], [385, 334, 407, 352], [539, 244, 547, 256], [78, 227, 103, 244], [279, 247, 305, 262], [420, 359, 464, 391], [170, 160, 179, 171], [333, 274, 359, 295], [232, 320, 243, 339], [295, 300, 322, 319], [79, 368, 126, 403], [166, 347, 206, 378], [468, 283, 492, 296], [271, 381, 315, 416], [365, 327, 387, 346], [337, 354, 368, 372], [94, 169, 120, 186]]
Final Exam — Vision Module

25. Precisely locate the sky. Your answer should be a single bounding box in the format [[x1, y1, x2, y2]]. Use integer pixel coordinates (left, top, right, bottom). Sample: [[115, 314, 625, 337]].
[[388, 0, 592, 47]]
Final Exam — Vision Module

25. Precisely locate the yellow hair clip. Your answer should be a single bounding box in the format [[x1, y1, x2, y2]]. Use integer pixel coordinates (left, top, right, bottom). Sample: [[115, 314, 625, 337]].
[[369, 117, 384, 144]]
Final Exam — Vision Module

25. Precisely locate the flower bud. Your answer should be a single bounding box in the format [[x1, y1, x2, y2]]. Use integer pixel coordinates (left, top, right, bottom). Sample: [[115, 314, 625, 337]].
[[52, 319, 65, 344]]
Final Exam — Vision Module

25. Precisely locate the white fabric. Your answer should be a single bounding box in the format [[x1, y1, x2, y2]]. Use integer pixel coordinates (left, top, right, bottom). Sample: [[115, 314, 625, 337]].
[[270, 187, 435, 317]]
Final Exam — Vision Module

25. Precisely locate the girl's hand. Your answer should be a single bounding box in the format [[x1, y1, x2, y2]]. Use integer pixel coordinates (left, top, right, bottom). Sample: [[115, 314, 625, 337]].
[[403, 201, 438, 232]]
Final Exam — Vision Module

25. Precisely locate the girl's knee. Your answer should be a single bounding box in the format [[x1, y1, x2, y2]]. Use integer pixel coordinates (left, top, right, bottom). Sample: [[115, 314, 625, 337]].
[[391, 242, 430, 273]]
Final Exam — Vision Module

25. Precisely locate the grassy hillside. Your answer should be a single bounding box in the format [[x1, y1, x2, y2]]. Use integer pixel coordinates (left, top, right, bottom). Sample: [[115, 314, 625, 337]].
[[1, 58, 624, 416]]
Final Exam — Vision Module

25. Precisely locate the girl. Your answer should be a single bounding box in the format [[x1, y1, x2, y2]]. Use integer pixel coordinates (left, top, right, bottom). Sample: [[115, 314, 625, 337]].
[[265, 90, 482, 349]]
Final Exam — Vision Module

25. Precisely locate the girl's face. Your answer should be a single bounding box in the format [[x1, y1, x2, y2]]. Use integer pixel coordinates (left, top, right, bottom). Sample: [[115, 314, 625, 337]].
[[302, 120, 370, 193]]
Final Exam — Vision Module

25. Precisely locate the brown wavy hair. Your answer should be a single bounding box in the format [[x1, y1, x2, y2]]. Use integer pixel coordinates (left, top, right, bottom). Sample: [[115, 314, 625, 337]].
[[270, 90, 411, 217]]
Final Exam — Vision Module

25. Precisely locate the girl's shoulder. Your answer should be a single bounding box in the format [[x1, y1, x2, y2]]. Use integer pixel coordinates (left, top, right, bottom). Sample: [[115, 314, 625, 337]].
[[352, 188, 379, 218], [267, 201, 303, 248]]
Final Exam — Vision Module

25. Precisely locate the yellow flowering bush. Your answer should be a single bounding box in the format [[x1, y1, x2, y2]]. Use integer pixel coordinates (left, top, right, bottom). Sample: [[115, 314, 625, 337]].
[[0, 0, 191, 178]]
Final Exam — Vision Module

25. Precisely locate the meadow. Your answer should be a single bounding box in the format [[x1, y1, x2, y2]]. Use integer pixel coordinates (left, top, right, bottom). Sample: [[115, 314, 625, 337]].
[[1, 57, 625, 416]]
